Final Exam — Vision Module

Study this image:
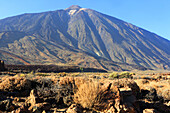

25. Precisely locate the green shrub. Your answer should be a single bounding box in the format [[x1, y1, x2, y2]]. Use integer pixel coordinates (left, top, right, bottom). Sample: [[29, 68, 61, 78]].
[[109, 72, 119, 79], [109, 72, 133, 79], [71, 73, 80, 77], [58, 72, 67, 77], [119, 72, 132, 78]]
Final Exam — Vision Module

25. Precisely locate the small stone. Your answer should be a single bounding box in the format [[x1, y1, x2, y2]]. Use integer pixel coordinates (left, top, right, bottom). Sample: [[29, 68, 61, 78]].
[[143, 109, 159, 113], [66, 104, 83, 113]]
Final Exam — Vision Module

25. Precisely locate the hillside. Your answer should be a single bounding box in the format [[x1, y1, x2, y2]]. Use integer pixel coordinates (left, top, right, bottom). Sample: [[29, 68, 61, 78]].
[[0, 5, 169, 70]]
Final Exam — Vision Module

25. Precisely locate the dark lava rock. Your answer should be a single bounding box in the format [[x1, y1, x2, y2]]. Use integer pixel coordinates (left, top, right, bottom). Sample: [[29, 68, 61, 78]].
[[0, 99, 16, 111]]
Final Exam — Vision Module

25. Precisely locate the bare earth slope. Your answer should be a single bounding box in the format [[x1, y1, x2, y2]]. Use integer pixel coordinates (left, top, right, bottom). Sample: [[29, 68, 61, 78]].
[[0, 5, 169, 70]]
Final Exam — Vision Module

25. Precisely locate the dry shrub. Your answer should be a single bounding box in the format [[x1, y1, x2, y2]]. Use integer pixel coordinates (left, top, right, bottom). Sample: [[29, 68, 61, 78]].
[[59, 77, 88, 88], [45, 75, 59, 84], [0, 77, 31, 92], [74, 81, 100, 110], [59, 77, 75, 85], [57, 77, 91, 106], [74, 77, 89, 87], [74, 81, 119, 111], [35, 78, 61, 99]]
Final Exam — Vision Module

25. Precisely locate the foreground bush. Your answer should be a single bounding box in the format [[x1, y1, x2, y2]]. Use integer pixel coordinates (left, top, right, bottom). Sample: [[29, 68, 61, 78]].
[[74, 81, 119, 111], [74, 81, 100, 110]]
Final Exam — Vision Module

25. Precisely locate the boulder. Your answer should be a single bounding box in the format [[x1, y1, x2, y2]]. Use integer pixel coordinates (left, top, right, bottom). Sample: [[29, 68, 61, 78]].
[[119, 87, 133, 96], [141, 87, 158, 101], [113, 79, 140, 98], [119, 87, 140, 113]]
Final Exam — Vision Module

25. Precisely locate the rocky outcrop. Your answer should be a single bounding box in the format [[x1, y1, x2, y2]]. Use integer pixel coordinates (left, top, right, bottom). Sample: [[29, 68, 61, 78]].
[[106, 85, 140, 113], [141, 86, 159, 101], [118, 87, 140, 113]]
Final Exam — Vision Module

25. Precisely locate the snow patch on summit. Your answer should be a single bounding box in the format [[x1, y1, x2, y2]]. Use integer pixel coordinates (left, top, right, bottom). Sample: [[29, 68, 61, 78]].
[[68, 10, 77, 15], [68, 8, 87, 15]]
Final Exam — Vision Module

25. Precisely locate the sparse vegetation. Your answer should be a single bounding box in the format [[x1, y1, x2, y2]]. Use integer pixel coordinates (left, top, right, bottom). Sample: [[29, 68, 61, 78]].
[[0, 71, 169, 112], [109, 72, 119, 78], [0, 77, 32, 92], [109, 71, 133, 79]]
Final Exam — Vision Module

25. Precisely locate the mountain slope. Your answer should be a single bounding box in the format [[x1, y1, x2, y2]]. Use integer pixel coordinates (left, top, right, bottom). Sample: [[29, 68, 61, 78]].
[[0, 31, 146, 71], [0, 5, 169, 70]]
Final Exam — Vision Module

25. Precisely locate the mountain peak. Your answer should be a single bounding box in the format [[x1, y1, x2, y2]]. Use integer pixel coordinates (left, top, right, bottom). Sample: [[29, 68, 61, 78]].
[[65, 5, 82, 10], [0, 6, 169, 70]]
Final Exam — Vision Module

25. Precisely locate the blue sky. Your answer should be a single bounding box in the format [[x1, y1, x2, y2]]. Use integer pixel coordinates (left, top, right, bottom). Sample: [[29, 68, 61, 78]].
[[0, 0, 170, 40]]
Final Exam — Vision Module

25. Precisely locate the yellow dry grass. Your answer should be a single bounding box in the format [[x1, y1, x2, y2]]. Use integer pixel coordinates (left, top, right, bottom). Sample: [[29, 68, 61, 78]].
[[74, 81, 101, 110]]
